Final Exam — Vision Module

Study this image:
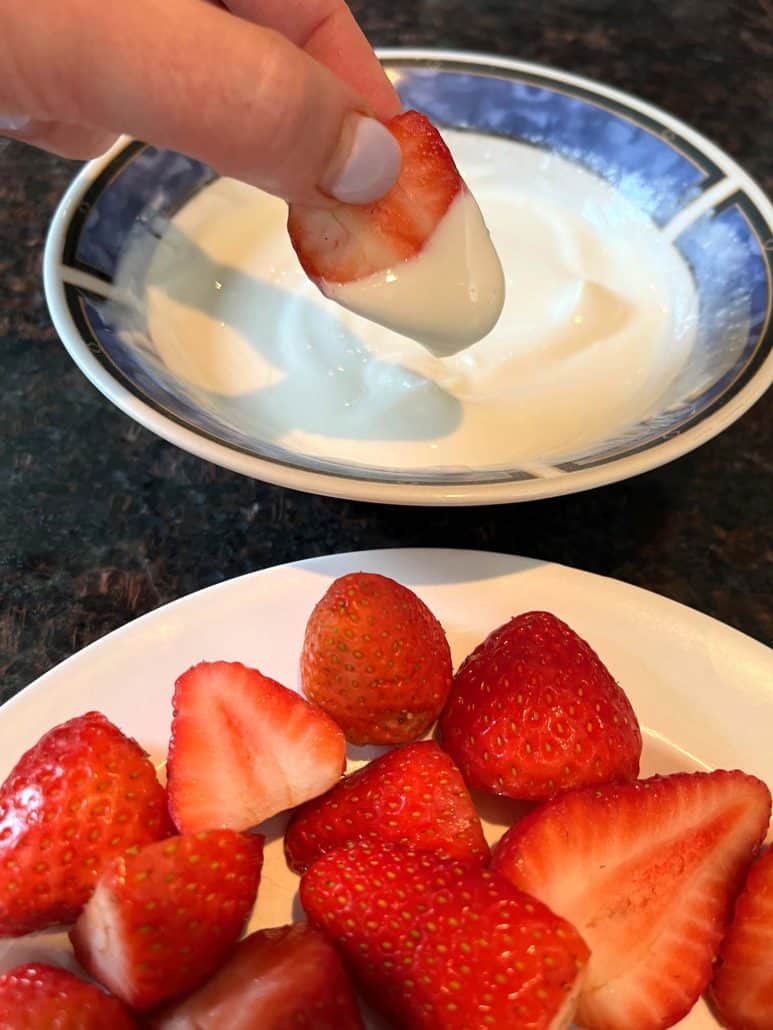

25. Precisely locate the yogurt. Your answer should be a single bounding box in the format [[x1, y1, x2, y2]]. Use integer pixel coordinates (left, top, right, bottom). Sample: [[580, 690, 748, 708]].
[[117, 131, 698, 471], [323, 189, 505, 356]]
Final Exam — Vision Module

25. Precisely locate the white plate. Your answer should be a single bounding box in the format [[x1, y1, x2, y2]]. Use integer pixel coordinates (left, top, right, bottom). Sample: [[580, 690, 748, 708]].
[[1, 548, 771, 1027]]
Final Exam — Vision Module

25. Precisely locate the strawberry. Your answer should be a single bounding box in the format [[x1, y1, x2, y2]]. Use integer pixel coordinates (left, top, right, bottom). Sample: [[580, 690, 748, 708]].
[[300, 572, 452, 745], [0, 711, 171, 936], [0, 963, 137, 1029], [70, 829, 263, 1011], [284, 741, 488, 873], [166, 661, 346, 834], [301, 839, 590, 1029], [153, 923, 364, 1029], [492, 770, 772, 1030], [439, 611, 642, 800], [288, 111, 463, 287], [709, 847, 773, 1029]]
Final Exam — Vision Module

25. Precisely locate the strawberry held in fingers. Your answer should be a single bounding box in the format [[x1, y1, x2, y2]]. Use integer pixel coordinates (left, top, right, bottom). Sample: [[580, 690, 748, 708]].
[[288, 111, 505, 356], [0, 963, 138, 1029], [70, 829, 263, 1011], [0, 711, 171, 936], [493, 770, 772, 1030], [709, 847, 773, 1030], [285, 740, 488, 873], [440, 610, 641, 800], [154, 923, 364, 1029], [301, 839, 590, 1029], [301, 572, 453, 745], [167, 661, 346, 834]]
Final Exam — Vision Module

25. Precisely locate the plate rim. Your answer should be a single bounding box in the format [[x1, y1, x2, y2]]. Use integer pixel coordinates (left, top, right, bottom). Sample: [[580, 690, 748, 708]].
[[43, 49, 773, 506], [5, 546, 770, 720]]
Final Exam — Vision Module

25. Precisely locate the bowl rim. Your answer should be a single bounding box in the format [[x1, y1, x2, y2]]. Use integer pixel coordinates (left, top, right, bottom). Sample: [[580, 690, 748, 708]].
[[43, 48, 773, 506]]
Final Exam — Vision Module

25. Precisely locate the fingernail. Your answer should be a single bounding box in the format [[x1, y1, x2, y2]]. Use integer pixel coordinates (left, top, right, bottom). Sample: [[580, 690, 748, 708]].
[[322, 114, 402, 204], [0, 114, 30, 131]]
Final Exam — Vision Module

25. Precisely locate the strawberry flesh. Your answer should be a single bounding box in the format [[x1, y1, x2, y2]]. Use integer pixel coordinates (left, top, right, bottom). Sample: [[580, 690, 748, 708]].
[[709, 846, 773, 1030], [167, 661, 346, 834], [0, 711, 172, 936], [70, 829, 263, 1011], [493, 770, 772, 1030], [301, 572, 452, 745], [440, 611, 642, 800], [0, 962, 137, 1029], [301, 839, 589, 1029], [153, 923, 363, 1029], [288, 111, 463, 286], [285, 740, 488, 872]]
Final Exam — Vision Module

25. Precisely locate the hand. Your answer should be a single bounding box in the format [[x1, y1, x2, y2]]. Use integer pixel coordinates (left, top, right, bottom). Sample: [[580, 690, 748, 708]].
[[0, 0, 403, 205]]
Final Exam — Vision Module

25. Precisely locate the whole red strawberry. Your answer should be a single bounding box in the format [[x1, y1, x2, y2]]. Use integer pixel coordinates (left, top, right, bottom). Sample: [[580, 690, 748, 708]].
[[709, 847, 773, 1030], [0, 711, 172, 936], [439, 611, 642, 800], [493, 770, 771, 1030], [154, 923, 364, 1029], [0, 963, 137, 1029], [285, 741, 488, 873], [71, 830, 263, 1010], [301, 840, 589, 1029], [301, 572, 452, 745]]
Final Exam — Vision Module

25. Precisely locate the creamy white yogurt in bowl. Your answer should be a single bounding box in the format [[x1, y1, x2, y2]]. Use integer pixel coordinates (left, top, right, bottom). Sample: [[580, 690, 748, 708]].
[[44, 51, 773, 505]]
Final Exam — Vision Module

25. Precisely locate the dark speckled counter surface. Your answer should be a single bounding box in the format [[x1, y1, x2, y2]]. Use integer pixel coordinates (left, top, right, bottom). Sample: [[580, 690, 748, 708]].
[[1, 0, 771, 702]]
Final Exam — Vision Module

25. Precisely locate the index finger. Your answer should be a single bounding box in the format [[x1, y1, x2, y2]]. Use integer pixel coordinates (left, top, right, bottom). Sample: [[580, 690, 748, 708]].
[[223, 0, 401, 119]]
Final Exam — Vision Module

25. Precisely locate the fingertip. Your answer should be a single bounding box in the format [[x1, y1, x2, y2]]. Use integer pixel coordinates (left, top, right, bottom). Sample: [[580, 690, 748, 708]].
[[321, 114, 402, 204]]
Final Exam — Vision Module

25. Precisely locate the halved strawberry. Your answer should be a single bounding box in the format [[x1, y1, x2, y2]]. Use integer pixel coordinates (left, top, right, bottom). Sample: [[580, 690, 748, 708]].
[[284, 741, 488, 873], [492, 770, 771, 1030], [0, 963, 137, 1029], [153, 923, 364, 1029], [709, 847, 773, 1029], [301, 572, 452, 745], [167, 662, 346, 834], [0, 711, 172, 936], [301, 839, 590, 1029], [70, 830, 263, 1011], [439, 611, 642, 801], [288, 111, 463, 286]]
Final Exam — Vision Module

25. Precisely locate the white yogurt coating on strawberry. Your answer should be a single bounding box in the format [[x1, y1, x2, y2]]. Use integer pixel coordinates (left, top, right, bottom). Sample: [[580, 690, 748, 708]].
[[112, 131, 699, 471], [322, 188, 505, 356]]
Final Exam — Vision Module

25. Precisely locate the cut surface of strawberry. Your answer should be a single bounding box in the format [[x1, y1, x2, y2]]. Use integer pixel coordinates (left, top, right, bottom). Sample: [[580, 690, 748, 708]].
[[493, 770, 771, 1030], [301, 572, 452, 745], [440, 610, 642, 800], [285, 740, 488, 872], [301, 839, 589, 1029], [167, 661, 346, 834], [0, 962, 137, 1029], [0, 711, 171, 936], [709, 847, 773, 1030], [153, 923, 364, 1029], [70, 829, 263, 1011], [289, 111, 463, 286]]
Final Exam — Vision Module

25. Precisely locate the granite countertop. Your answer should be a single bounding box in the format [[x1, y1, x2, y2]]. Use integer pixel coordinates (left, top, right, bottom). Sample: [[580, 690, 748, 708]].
[[1, 0, 771, 702]]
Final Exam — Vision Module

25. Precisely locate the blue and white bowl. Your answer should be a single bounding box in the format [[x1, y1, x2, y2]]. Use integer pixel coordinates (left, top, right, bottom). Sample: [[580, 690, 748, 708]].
[[44, 50, 773, 505]]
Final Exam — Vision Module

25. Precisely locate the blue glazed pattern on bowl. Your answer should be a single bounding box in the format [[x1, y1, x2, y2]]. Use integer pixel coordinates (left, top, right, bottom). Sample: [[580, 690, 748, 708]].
[[53, 55, 772, 489]]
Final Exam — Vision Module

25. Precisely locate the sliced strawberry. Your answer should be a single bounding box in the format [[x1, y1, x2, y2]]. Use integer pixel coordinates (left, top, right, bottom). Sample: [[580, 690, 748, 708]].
[[70, 829, 263, 1011], [301, 572, 452, 745], [288, 111, 463, 286], [0, 963, 137, 1029], [167, 661, 346, 834], [301, 839, 589, 1029], [439, 611, 642, 800], [492, 770, 771, 1030], [153, 923, 364, 1029], [0, 711, 171, 936], [285, 741, 488, 873], [709, 847, 773, 1029]]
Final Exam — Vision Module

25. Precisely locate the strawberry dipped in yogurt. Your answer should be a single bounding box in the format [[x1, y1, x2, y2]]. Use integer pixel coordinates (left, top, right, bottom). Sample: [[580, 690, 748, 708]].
[[288, 111, 505, 356]]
